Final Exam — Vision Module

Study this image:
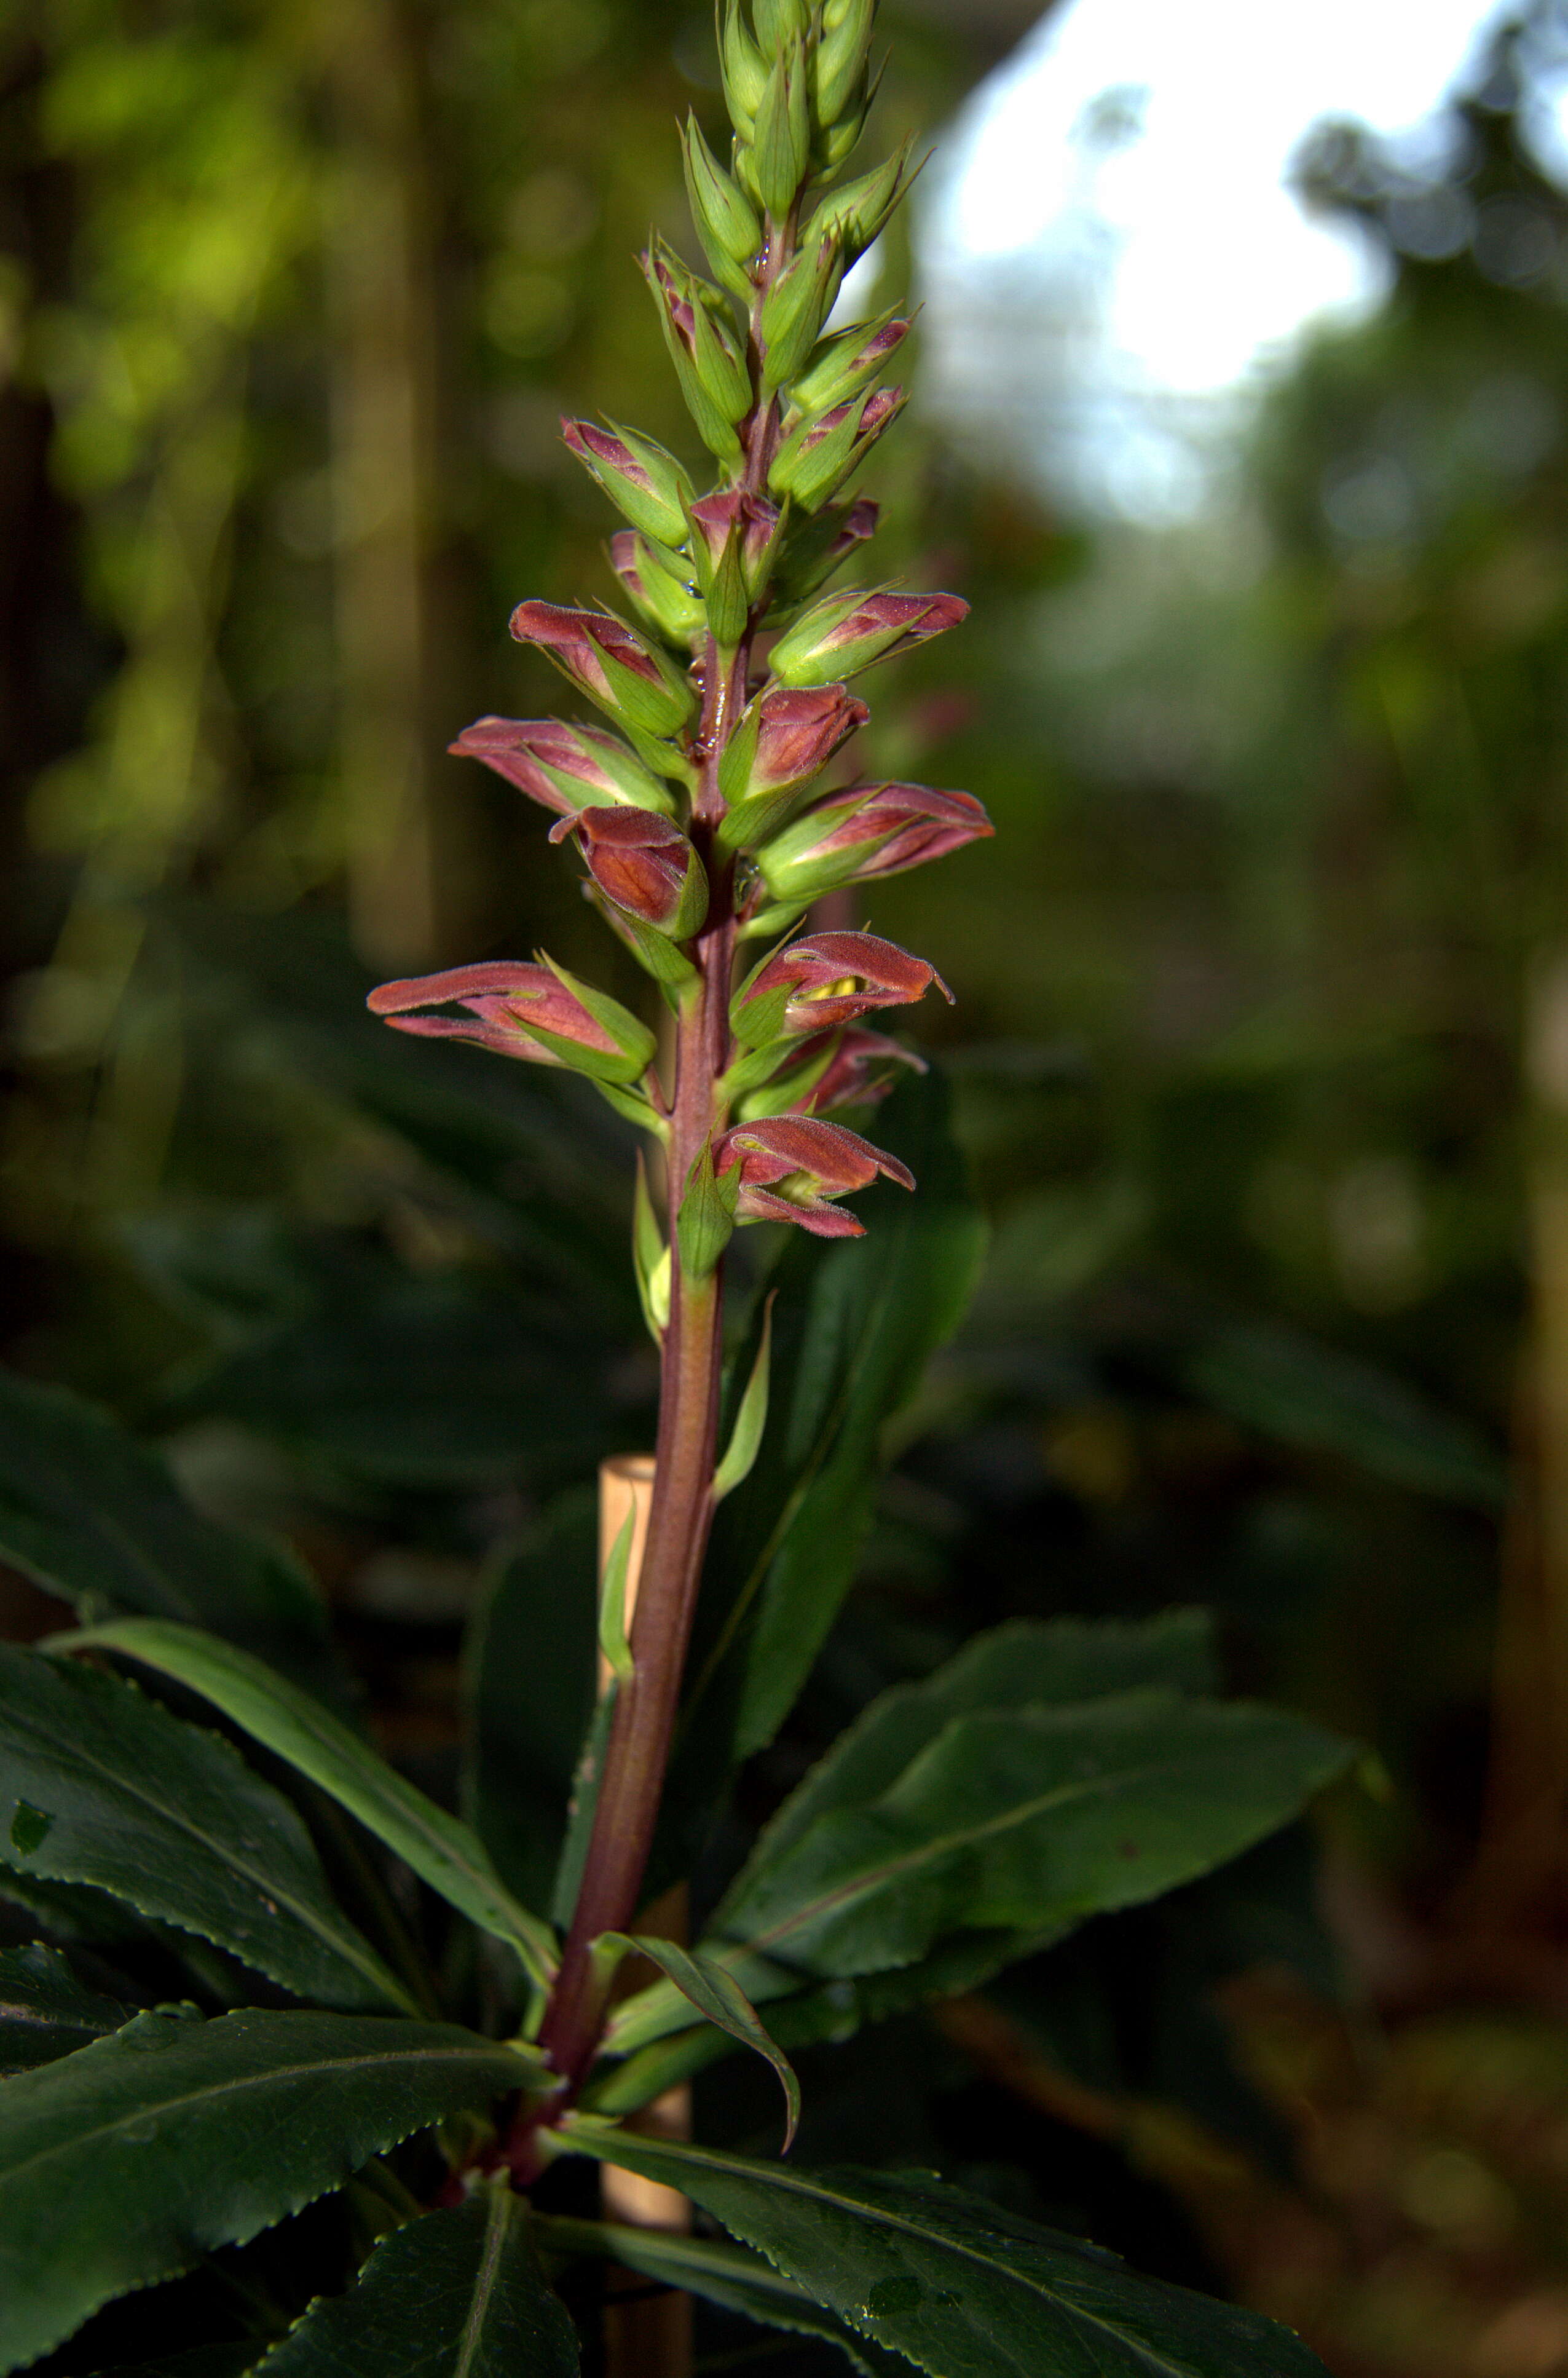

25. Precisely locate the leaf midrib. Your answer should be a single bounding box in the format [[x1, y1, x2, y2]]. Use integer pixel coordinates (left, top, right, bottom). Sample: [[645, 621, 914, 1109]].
[[0, 1696, 406, 2011], [453, 2185, 512, 2378], [590, 2139, 1219, 2378], [0, 2036, 513, 2195], [739, 1737, 1285, 1957]]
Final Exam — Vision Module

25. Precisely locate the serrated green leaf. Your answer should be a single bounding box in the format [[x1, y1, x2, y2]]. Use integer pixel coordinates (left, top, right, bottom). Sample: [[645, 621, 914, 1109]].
[[0, 1369, 331, 1686], [51, 1622, 556, 1991], [0, 1648, 410, 2013], [535, 2216, 905, 2375], [602, 1935, 799, 2150], [0, 2009, 535, 2375], [0, 1943, 130, 2076], [557, 2127, 1329, 2377], [253, 2181, 578, 2377], [712, 1691, 1350, 1982]]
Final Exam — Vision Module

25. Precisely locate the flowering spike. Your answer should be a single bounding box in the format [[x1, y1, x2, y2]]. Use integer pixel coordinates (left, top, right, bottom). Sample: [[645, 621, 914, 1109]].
[[449, 716, 674, 819]]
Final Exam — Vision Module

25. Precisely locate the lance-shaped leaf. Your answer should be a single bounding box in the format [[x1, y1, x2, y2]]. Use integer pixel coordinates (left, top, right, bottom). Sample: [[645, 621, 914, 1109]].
[[254, 2182, 579, 2378], [731, 929, 950, 1049], [0, 1368, 329, 1682], [600, 1935, 799, 2151], [711, 1689, 1350, 1982], [0, 2009, 537, 2375], [535, 2217, 907, 2377], [0, 1648, 412, 2014], [449, 716, 673, 820], [368, 960, 655, 1088], [50, 1621, 557, 1991], [713, 1296, 773, 1499], [717, 1114, 914, 1239], [556, 2127, 1330, 2378], [510, 600, 696, 739], [0, 1943, 129, 2076], [597, 1508, 637, 1687]]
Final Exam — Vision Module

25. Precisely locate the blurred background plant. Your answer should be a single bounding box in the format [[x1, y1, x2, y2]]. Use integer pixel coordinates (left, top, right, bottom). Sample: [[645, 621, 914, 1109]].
[[14, 0, 1568, 2370]]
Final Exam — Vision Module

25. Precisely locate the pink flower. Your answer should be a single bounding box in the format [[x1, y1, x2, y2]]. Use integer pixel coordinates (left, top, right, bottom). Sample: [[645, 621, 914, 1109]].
[[448, 716, 670, 819], [732, 929, 951, 1047], [367, 960, 654, 1083], [551, 805, 707, 938], [717, 1113, 915, 1238], [757, 781, 993, 903]]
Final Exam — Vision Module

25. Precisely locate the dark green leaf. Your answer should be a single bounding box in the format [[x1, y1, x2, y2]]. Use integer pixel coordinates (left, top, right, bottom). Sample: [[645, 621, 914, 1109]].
[[0, 1943, 130, 2074], [559, 2124, 1329, 2377], [89, 2348, 262, 2377], [464, 1500, 598, 1913], [0, 2008, 536, 2374], [757, 1612, 1218, 1874], [669, 1068, 985, 1834], [535, 2215, 907, 2375], [1177, 1316, 1505, 1507], [0, 1369, 331, 1686], [608, 1936, 800, 2149], [254, 2182, 578, 2377], [711, 1691, 1350, 1981], [0, 1648, 411, 2013], [55, 1622, 557, 1991]]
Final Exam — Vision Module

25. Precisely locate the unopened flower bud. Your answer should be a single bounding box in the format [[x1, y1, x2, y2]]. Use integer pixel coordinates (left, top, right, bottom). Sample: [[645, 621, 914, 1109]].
[[768, 586, 968, 687], [770, 386, 905, 508], [687, 490, 781, 598], [771, 497, 880, 610], [759, 237, 846, 390], [814, 0, 878, 126], [802, 140, 915, 271], [717, 682, 869, 833], [715, 1112, 913, 1237], [682, 116, 762, 295], [449, 716, 674, 820], [793, 315, 908, 417], [551, 805, 708, 939], [561, 420, 693, 547], [510, 599, 697, 738], [745, 39, 813, 218], [731, 928, 950, 1048], [644, 243, 751, 459], [755, 780, 993, 903], [609, 531, 706, 642], [789, 1027, 924, 1116], [368, 958, 655, 1084]]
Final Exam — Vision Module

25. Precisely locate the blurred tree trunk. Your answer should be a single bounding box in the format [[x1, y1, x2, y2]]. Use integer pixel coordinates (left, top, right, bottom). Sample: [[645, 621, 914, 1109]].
[[324, 0, 467, 972]]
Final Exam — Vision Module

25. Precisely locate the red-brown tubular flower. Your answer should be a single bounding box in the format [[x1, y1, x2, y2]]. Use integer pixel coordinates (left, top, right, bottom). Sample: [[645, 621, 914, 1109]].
[[449, 717, 671, 819], [731, 928, 951, 1048], [508, 600, 695, 737], [550, 805, 707, 938], [717, 1113, 915, 1236], [788, 1027, 925, 1116], [367, 960, 654, 1082], [757, 780, 993, 904], [718, 684, 870, 836]]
